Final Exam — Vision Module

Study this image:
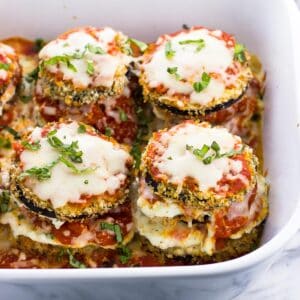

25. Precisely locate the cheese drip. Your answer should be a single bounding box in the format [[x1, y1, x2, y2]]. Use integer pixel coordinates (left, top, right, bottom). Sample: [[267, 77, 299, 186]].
[[20, 122, 131, 208]]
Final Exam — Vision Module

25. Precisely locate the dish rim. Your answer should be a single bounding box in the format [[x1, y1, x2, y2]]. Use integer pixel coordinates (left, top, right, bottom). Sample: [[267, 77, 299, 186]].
[[0, 0, 299, 279]]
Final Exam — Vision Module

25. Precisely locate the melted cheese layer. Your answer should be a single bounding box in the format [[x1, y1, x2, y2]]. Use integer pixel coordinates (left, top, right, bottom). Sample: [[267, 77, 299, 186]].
[[135, 209, 215, 255], [20, 122, 131, 208], [39, 27, 130, 88], [142, 28, 241, 105], [152, 122, 247, 192]]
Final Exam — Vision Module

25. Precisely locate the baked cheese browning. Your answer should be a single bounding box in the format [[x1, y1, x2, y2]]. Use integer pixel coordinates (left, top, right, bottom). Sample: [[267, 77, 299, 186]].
[[140, 27, 253, 115], [37, 26, 132, 105], [36, 81, 138, 144], [0, 201, 134, 249], [12, 121, 133, 219], [142, 121, 258, 208], [0, 43, 22, 111]]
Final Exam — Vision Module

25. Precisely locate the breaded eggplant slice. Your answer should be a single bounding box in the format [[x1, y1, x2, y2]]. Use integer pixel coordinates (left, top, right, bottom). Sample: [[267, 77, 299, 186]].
[[11, 121, 133, 220], [0, 43, 21, 111], [137, 174, 268, 223], [141, 121, 258, 210], [140, 26, 253, 116], [36, 26, 132, 106], [136, 174, 268, 257], [0, 200, 134, 252], [140, 222, 263, 263]]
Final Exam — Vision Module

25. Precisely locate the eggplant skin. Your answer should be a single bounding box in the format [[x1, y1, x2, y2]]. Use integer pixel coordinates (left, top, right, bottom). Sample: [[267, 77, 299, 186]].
[[154, 85, 248, 118], [13, 182, 93, 220], [12, 181, 129, 221], [140, 221, 264, 263]]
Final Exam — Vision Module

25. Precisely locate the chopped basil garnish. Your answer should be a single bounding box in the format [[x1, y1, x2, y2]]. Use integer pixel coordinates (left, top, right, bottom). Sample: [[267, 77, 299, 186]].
[[193, 72, 211, 93], [47, 129, 57, 136], [21, 140, 41, 151], [165, 41, 175, 59], [42, 43, 106, 73], [47, 133, 83, 163], [20, 128, 97, 181], [127, 38, 148, 53], [234, 43, 246, 63], [86, 60, 95, 75], [179, 39, 205, 52], [19, 160, 59, 181], [118, 245, 132, 264], [84, 179, 88, 184], [0, 63, 9, 70], [118, 108, 128, 122], [100, 222, 123, 243], [86, 43, 106, 55], [67, 250, 86, 269], [167, 156, 173, 160], [59, 156, 95, 174], [186, 141, 245, 165], [0, 190, 10, 213], [0, 136, 11, 149], [43, 56, 77, 72], [104, 127, 112, 137], [77, 124, 86, 133], [167, 66, 180, 80]]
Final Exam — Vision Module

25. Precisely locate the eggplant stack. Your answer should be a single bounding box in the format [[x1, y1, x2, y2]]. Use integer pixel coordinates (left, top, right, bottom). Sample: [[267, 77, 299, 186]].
[[139, 27, 265, 146], [136, 121, 268, 262], [35, 26, 138, 145], [0, 121, 134, 254]]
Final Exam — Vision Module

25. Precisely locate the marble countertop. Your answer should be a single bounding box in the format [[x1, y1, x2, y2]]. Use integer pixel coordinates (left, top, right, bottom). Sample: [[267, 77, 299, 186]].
[[0, 1, 299, 300]]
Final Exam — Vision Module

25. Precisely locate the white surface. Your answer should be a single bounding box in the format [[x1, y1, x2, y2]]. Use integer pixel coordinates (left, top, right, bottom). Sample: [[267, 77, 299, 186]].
[[0, 0, 299, 299]]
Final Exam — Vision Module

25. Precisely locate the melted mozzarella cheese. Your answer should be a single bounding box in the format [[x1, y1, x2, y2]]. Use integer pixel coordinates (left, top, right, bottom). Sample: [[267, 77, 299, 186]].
[[39, 27, 130, 88], [143, 28, 237, 104], [154, 123, 246, 191], [135, 209, 215, 255], [0, 211, 58, 246], [137, 194, 183, 218], [20, 122, 131, 208]]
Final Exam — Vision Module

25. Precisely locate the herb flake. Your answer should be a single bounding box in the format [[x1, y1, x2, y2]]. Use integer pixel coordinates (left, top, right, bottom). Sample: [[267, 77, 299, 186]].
[[100, 222, 123, 243], [165, 41, 176, 59], [67, 250, 86, 269], [179, 39, 205, 52], [193, 72, 211, 93], [21, 140, 41, 151], [234, 43, 246, 63], [127, 38, 148, 53]]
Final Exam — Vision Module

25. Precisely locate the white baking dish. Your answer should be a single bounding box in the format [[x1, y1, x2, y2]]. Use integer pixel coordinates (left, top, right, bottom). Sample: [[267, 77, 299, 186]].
[[0, 0, 299, 299]]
